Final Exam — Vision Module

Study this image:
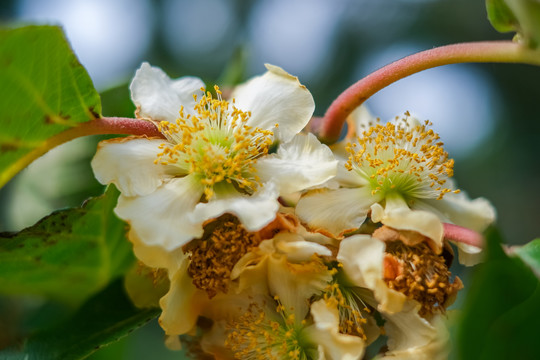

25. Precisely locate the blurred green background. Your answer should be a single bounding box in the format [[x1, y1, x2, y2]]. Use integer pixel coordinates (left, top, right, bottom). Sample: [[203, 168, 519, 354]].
[[0, 0, 539, 358]]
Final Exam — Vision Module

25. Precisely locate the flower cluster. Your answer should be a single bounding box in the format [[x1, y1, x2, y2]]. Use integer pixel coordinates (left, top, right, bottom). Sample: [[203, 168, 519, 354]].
[[91, 63, 496, 359]]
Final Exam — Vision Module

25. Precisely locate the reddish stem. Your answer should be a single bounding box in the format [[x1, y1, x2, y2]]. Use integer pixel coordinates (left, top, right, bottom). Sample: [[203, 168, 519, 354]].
[[443, 223, 484, 248], [76, 117, 164, 138], [0, 117, 163, 188], [319, 41, 540, 143]]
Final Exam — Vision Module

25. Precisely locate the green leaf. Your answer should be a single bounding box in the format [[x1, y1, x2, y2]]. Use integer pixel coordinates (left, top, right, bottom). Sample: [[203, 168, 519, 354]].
[[457, 228, 540, 360], [0, 186, 134, 307], [486, 0, 540, 48], [513, 238, 540, 276], [486, 0, 520, 33], [0, 25, 101, 188], [1, 280, 160, 360]]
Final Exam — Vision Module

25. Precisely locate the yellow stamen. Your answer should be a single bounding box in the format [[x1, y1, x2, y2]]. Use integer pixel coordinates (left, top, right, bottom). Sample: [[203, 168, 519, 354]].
[[225, 299, 311, 360], [155, 86, 274, 200], [345, 117, 458, 200]]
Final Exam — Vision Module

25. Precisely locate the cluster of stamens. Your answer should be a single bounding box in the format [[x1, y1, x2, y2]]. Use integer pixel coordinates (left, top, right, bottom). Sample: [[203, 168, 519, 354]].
[[225, 297, 310, 360], [183, 214, 263, 298], [322, 270, 371, 340], [345, 115, 459, 200], [154, 85, 274, 200], [383, 240, 463, 316]]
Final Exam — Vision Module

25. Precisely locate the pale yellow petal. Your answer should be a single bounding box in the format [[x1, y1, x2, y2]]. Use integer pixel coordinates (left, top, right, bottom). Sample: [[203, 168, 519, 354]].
[[158, 259, 207, 336], [307, 299, 366, 360], [338, 235, 407, 314]]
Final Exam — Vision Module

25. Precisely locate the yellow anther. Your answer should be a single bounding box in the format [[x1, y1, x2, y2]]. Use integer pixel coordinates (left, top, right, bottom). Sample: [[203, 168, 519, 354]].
[[344, 116, 457, 200]]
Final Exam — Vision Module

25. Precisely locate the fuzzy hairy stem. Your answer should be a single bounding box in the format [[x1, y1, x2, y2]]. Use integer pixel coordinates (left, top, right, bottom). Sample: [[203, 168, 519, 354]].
[[443, 223, 484, 248]]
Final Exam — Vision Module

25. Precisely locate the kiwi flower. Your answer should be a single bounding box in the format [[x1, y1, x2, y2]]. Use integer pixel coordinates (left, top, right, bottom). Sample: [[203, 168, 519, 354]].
[[91, 63, 337, 253], [296, 109, 495, 263]]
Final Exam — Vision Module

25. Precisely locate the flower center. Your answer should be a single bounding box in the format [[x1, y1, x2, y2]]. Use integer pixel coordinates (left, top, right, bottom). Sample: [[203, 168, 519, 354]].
[[383, 240, 463, 317], [183, 214, 263, 298], [345, 115, 459, 201], [155, 85, 274, 200], [225, 297, 315, 360]]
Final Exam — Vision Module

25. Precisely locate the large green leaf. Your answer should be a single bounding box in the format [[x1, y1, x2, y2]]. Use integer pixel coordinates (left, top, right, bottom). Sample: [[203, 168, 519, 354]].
[[0, 25, 101, 188], [1, 280, 160, 360], [486, 0, 540, 48], [0, 186, 134, 306], [457, 228, 540, 360]]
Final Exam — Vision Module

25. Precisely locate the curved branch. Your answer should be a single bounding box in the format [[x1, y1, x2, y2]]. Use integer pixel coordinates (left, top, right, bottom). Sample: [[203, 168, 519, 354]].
[[319, 41, 540, 143], [0, 117, 163, 188]]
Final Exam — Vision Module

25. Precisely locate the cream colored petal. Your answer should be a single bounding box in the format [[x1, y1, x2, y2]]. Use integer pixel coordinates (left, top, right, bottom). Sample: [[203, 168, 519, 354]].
[[91, 137, 180, 197], [454, 242, 483, 266], [158, 259, 207, 336], [382, 307, 449, 360], [130, 62, 204, 122], [296, 187, 378, 238], [230, 250, 271, 295], [192, 182, 280, 232], [200, 320, 236, 360], [115, 175, 204, 251], [232, 64, 314, 143], [255, 133, 337, 195], [306, 299, 366, 360], [415, 191, 496, 232], [127, 230, 186, 272], [268, 253, 332, 319], [372, 195, 444, 250], [275, 233, 332, 263], [338, 235, 407, 314]]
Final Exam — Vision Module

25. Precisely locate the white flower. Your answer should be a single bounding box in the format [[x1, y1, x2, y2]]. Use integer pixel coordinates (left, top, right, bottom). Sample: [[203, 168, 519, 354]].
[[296, 109, 495, 257], [91, 63, 337, 252]]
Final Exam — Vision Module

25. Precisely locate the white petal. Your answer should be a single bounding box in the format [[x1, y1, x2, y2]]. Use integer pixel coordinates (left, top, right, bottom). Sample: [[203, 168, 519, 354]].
[[338, 235, 407, 314], [159, 259, 206, 336], [255, 133, 338, 195], [91, 137, 179, 197], [130, 62, 205, 122], [415, 191, 496, 232], [192, 182, 280, 232], [296, 187, 378, 238], [454, 242, 483, 266], [275, 233, 332, 262], [115, 175, 204, 251], [306, 299, 366, 360], [382, 308, 449, 360], [232, 64, 314, 143]]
